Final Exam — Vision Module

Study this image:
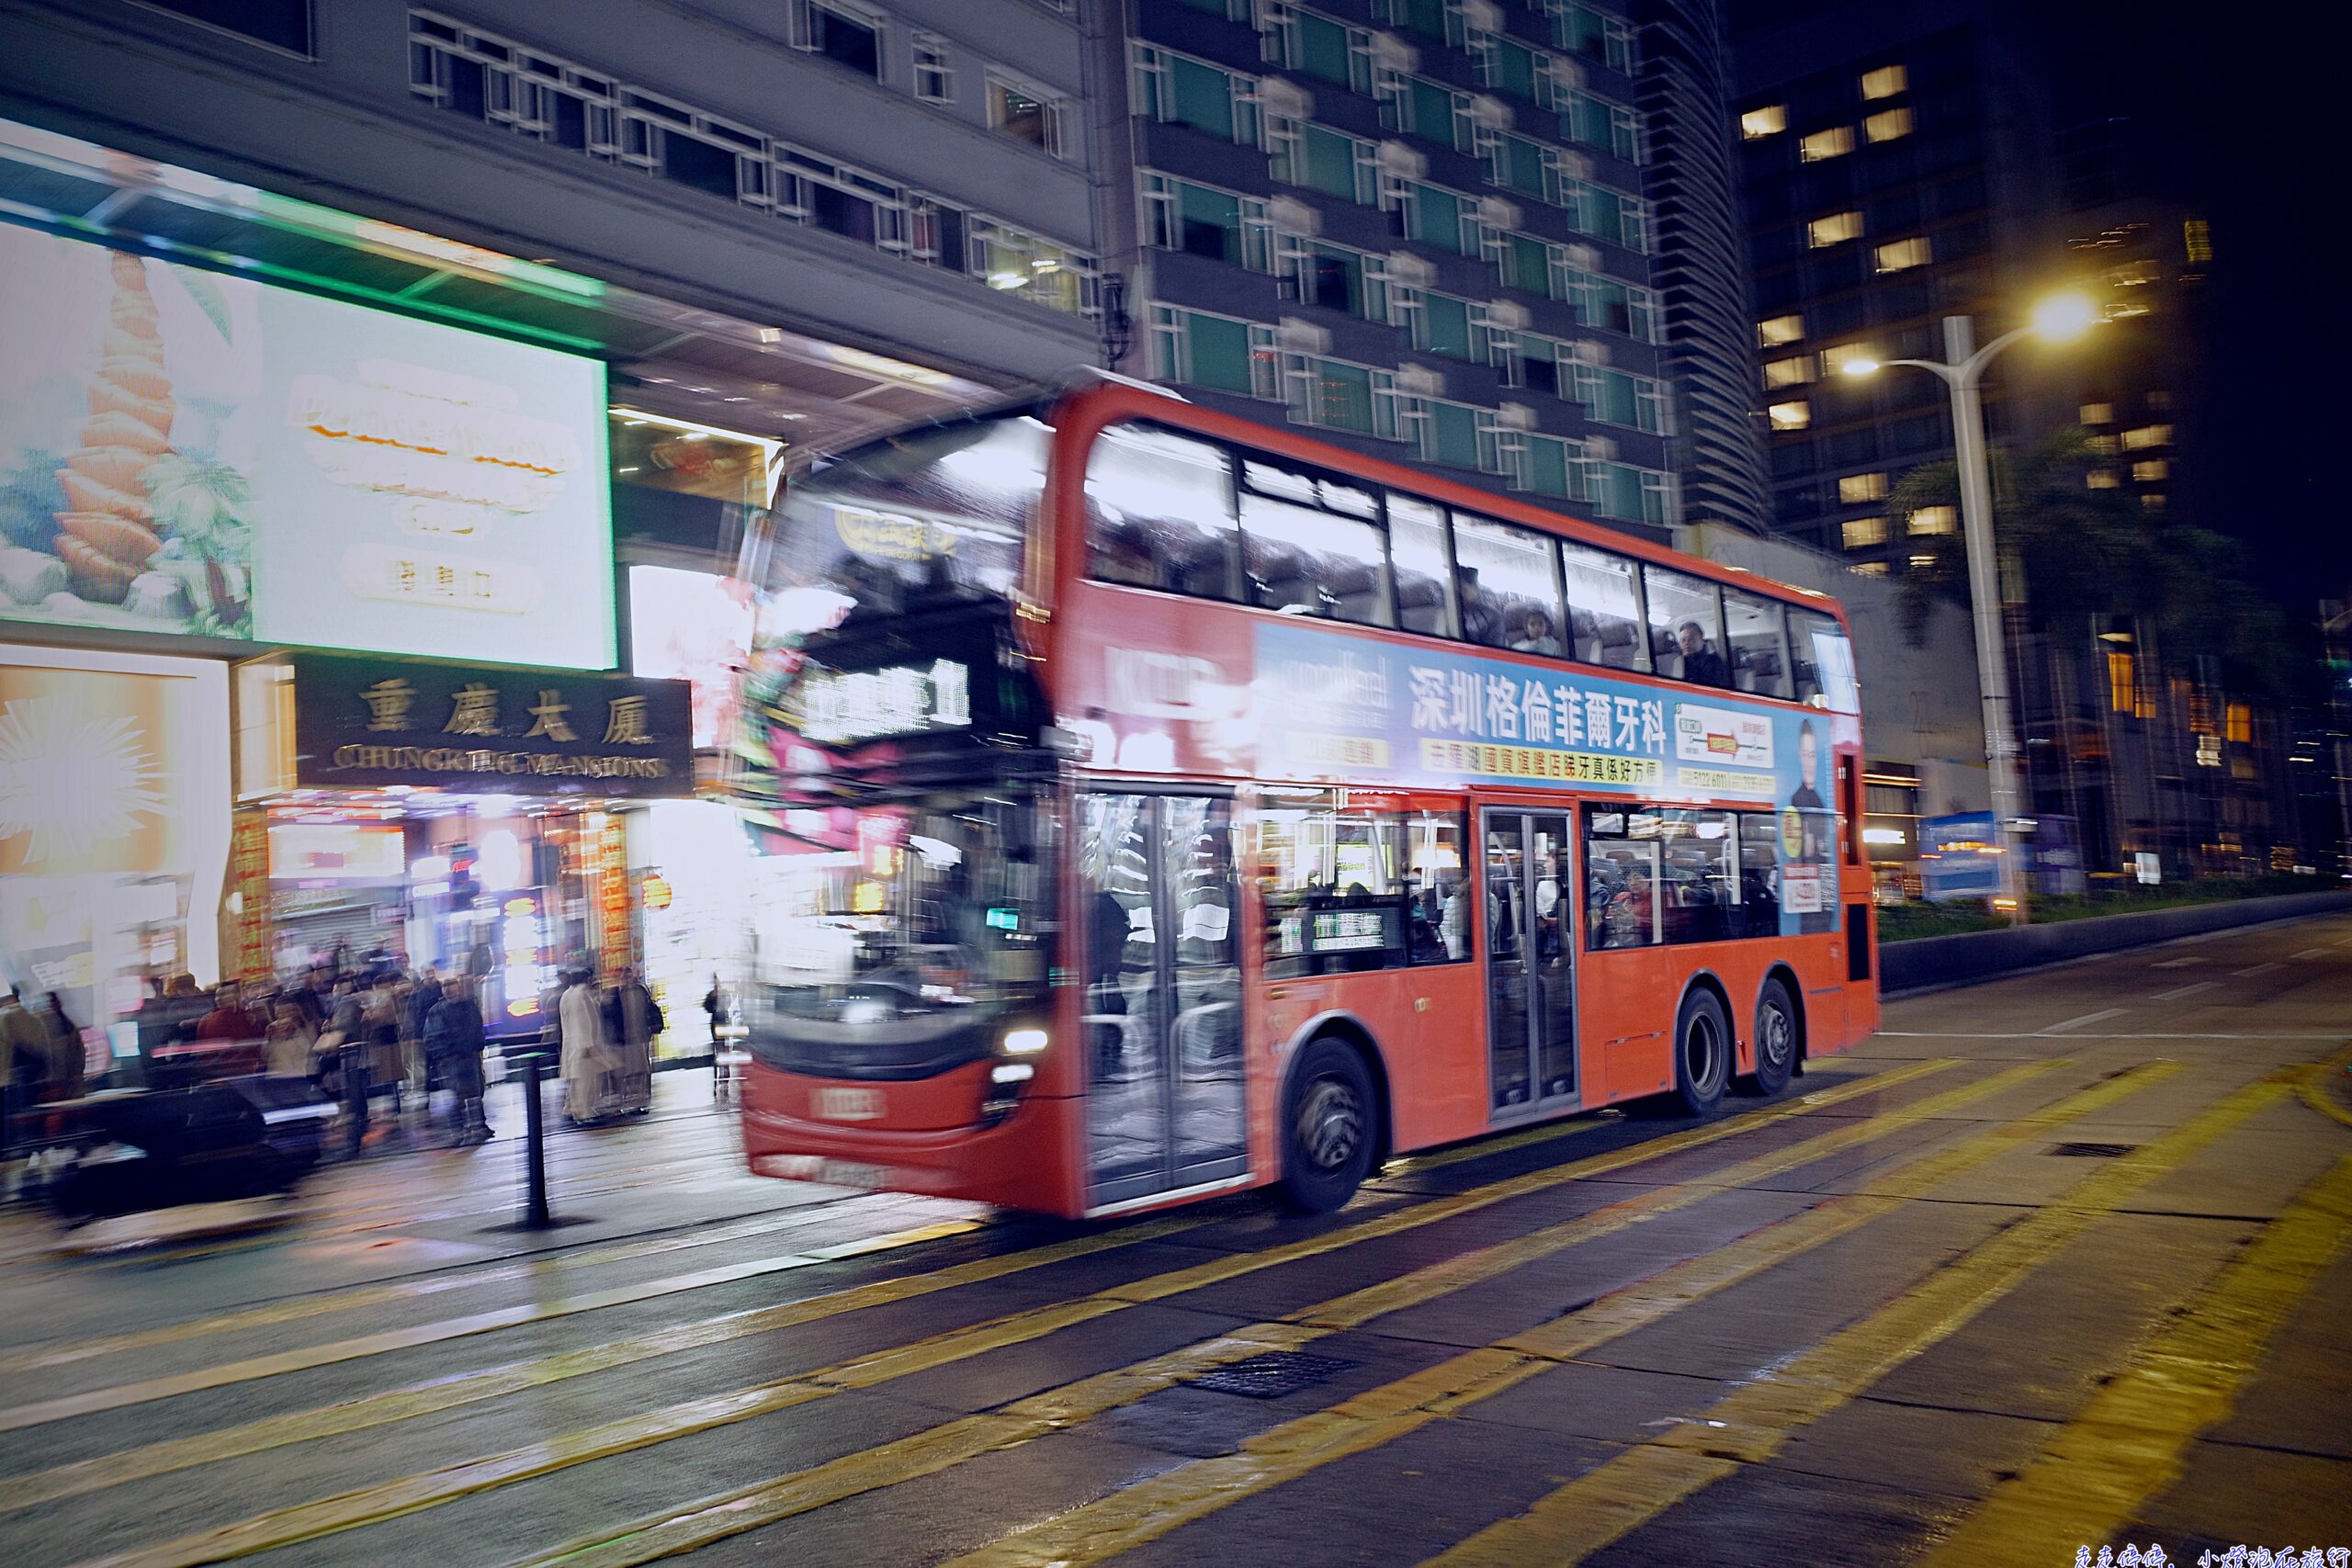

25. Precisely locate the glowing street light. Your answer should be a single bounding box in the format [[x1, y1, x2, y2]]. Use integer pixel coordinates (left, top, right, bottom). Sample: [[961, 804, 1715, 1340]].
[[1835, 294, 2101, 923]]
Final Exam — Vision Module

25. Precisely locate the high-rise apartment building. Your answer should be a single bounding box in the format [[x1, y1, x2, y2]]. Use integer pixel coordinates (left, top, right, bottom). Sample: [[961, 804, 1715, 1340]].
[[1106, 0, 1760, 541]]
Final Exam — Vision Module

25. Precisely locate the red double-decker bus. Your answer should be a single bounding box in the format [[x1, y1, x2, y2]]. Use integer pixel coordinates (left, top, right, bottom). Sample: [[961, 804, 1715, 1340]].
[[729, 381, 1875, 1218]]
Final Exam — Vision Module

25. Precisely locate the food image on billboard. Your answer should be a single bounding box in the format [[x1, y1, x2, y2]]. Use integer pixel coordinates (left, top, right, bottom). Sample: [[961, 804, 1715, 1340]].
[[0, 224, 612, 668]]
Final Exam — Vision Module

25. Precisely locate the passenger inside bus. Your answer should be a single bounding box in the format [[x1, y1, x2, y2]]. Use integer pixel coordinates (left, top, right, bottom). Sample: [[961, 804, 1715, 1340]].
[[1511, 607, 1564, 656]]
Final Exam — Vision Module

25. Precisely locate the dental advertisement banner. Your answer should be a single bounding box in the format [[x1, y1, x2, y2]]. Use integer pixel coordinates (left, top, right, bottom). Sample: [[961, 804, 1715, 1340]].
[[1252, 619, 1838, 934], [0, 224, 613, 668]]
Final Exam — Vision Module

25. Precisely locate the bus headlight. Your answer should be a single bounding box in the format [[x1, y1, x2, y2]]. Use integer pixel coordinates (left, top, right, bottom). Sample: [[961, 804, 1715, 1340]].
[[1001, 1027, 1048, 1055], [991, 1062, 1035, 1085]]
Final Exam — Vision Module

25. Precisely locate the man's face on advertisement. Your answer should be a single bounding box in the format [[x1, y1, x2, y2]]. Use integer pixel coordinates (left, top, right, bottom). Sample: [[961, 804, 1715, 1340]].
[[1800, 728, 1819, 785]]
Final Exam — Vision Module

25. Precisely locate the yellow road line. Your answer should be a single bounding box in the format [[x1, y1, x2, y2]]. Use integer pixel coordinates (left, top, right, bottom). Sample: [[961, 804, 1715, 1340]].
[[1421, 1070, 2301, 1568], [11, 1059, 1948, 1438], [492, 1061, 2032, 1568], [1915, 1153, 2352, 1567], [0, 1196, 948, 1378], [67, 1062, 1963, 1567], [2295, 1060, 2352, 1130], [933, 1061, 2178, 1568], [0, 1217, 981, 1436], [3, 1214, 1206, 1517]]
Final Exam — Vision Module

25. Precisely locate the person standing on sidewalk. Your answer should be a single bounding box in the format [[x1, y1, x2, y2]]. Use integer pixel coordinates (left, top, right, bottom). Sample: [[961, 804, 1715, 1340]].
[[424, 976, 492, 1145], [558, 967, 611, 1125], [610, 966, 662, 1116]]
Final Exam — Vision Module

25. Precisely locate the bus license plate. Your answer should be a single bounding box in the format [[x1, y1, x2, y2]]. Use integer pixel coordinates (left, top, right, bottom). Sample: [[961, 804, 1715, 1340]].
[[816, 1160, 888, 1190], [812, 1087, 886, 1121]]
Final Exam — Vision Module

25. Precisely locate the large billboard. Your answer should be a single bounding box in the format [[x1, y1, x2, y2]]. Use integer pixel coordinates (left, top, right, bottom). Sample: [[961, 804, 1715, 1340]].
[[0, 223, 614, 668]]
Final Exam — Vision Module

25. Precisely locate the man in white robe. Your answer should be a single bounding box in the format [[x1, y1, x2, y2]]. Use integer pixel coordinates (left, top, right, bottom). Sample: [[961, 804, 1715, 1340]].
[[558, 973, 611, 1123]]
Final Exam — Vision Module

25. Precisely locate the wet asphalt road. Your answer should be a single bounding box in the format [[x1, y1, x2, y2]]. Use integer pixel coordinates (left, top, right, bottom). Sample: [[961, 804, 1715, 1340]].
[[1, 912, 2348, 1568]]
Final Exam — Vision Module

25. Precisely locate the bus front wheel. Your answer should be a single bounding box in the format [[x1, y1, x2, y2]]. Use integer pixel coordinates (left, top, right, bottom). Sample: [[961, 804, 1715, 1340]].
[[1672, 990, 1731, 1118], [1745, 978, 1797, 1097], [1280, 1037, 1375, 1214]]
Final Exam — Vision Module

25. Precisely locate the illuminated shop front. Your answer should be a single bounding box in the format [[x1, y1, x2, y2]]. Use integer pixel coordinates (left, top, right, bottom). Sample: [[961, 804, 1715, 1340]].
[[236, 651, 694, 1037], [0, 644, 230, 1081]]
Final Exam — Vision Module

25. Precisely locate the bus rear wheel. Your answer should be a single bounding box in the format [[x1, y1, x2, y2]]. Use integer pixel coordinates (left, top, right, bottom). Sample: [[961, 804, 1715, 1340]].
[[1280, 1037, 1375, 1214], [1744, 978, 1797, 1097], [1671, 990, 1731, 1118]]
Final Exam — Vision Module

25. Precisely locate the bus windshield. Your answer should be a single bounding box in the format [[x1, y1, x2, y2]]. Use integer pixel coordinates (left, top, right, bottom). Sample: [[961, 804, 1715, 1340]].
[[760, 410, 1049, 624], [745, 787, 1053, 1078]]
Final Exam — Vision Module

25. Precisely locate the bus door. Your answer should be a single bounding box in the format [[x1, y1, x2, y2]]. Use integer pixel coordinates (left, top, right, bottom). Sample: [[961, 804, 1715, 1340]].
[[1480, 807, 1579, 1115], [1079, 792, 1250, 1210]]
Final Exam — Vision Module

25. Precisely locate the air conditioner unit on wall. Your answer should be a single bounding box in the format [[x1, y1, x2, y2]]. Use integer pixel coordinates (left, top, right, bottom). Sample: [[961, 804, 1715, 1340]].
[[1376, 140, 1429, 180], [1468, 95, 1514, 131], [1274, 316, 1332, 354]]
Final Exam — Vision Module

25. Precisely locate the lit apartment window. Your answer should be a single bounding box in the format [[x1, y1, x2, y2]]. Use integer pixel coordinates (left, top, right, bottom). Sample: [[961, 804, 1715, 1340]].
[[1873, 236, 1931, 272], [2086, 434, 2120, 457], [1763, 355, 1815, 389], [2121, 423, 2173, 450], [1908, 553, 1936, 569], [1741, 104, 1786, 140], [1799, 127, 1855, 162], [2141, 492, 2166, 510], [2148, 389, 2174, 410], [1769, 400, 1811, 431], [1864, 107, 1912, 142], [2132, 458, 2169, 482], [2108, 650, 2136, 713], [1841, 516, 1888, 548], [1807, 211, 1862, 248], [1838, 471, 1889, 503], [1821, 342, 1874, 376], [1908, 504, 1957, 536], [2226, 703, 2252, 743], [1850, 560, 1889, 577], [2086, 468, 2119, 490], [2080, 401, 2114, 424], [1757, 313, 1804, 347], [989, 75, 1068, 156], [912, 32, 953, 102], [1860, 63, 1906, 100]]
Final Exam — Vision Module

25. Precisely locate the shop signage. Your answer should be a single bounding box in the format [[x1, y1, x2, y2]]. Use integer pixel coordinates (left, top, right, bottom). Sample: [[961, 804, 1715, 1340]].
[[795, 658, 972, 745], [227, 808, 273, 982], [0, 224, 614, 668], [286, 652, 692, 796]]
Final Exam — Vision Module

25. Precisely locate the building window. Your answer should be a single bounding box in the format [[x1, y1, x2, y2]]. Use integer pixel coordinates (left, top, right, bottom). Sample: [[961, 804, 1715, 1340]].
[[1282, 236, 1388, 318], [912, 32, 954, 103], [2121, 423, 2173, 450], [1562, 91, 1642, 163], [1850, 560, 1889, 577], [988, 74, 1069, 156], [2080, 401, 2114, 424], [2226, 703, 2252, 743], [2141, 492, 2166, 510], [1907, 504, 1956, 536], [1570, 365, 1666, 433], [1132, 43, 1261, 146], [1757, 313, 1804, 347], [1864, 107, 1913, 142], [1144, 175, 1273, 271], [1838, 471, 1888, 503], [2132, 458, 2169, 483], [136, 0, 314, 55], [1799, 127, 1855, 163], [1399, 288, 1481, 359], [1271, 5, 1375, 92], [1769, 400, 1811, 432], [1741, 104, 1786, 140], [1808, 211, 1862, 248], [1551, 2, 1634, 72], [1873, 236, 1931, 272], [2086, 468, 2119, 490], [968, 217, 1091, 311], [1763, 355, 1814, 389], [1821, 343, 1875, 376], [1860, 63, 1907, 100], [797, 1, 882, 79], [1281, 354, 1399, 438], [1272, 120, 1380, 204], [1150, 306, 1278, 397], [1841, 516, 1889, 548]]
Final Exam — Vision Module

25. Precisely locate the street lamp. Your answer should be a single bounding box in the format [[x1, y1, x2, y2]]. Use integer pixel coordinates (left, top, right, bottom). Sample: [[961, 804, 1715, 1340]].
[[1841, 293, 2098, 923]]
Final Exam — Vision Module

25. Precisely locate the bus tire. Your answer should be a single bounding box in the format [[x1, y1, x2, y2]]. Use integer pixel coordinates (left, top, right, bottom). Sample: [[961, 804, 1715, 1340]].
[[1671, 988, 1731, 1118], [1280, 1036, 1375, 1214], [1744, 978, 1797, 1097]]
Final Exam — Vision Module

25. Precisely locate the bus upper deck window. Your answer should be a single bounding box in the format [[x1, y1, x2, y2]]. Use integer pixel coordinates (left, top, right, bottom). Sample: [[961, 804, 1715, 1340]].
[[1560, 544, 1648, 671], [1083, 423, 1238, 601]]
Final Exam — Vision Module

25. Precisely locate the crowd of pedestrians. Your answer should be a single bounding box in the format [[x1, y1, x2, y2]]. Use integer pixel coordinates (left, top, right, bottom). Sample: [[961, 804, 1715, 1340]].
[[7, 942, 671, 1157]]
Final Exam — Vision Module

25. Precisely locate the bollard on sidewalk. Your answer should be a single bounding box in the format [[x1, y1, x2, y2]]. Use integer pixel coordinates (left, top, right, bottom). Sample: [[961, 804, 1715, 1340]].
[[520, 1054, 551, 1228]]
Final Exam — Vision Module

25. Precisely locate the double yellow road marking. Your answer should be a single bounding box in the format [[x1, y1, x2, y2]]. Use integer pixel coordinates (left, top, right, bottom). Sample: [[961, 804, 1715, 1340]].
[[67, 1062, 1958, 1567], [1423, 1069, 2301, 1567], [936, 1059, 2179, 1568], [1917, 1151, 2352, 1567]]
